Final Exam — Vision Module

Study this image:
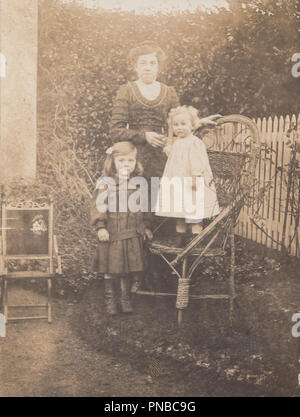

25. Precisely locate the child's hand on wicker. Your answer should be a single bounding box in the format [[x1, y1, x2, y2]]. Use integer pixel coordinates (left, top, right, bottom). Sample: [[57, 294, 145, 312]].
[[144, 228, 153, 241], [97, 228, 110, 242]]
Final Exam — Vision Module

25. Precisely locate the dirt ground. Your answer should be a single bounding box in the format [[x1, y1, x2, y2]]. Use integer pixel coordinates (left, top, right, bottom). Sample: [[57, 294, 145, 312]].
[[0, 286, 263, 397], [0, 286, 188, 397], [1, 248, 300, 397]]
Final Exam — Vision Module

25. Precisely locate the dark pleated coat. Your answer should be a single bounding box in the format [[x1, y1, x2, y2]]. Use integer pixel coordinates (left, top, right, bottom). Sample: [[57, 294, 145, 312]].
[[90, 176, 151, 274]]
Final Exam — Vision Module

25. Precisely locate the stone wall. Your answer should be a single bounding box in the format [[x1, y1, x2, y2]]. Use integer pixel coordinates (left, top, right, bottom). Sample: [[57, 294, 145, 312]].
[[0, 0, 37, 182]]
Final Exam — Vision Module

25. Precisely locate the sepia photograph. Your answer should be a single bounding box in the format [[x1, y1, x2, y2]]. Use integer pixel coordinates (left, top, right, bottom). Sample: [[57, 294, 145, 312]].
[[0, 0, 300, 399]]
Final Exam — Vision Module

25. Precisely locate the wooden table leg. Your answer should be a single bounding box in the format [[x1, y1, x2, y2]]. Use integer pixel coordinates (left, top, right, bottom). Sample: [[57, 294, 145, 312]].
[[47, 278, 52, 323], [4, 279, 8, 323]]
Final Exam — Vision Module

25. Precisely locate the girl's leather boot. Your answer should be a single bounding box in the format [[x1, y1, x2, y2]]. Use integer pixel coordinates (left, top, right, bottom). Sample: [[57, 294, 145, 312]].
[[104, 278, 118, 315], [120, 277, 133, 313]]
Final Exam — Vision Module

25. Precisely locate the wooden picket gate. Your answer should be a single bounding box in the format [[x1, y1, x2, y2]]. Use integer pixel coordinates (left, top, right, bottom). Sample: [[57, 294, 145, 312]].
[[218, 113, 300, 257]]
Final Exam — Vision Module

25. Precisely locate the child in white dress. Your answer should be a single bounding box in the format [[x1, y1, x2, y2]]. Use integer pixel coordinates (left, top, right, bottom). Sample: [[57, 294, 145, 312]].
[[155, 105, 220, 241]]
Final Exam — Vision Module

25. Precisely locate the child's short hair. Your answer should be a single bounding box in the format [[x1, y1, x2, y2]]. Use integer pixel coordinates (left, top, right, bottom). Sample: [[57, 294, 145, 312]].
[[167, 105, 201, 131], [102, 141, 143, 177]]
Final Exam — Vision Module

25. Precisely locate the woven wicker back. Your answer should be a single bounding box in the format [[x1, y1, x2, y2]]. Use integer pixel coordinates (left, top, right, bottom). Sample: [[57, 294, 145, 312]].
[[196, 115, 260, 209], [208, 150, 247, 180]]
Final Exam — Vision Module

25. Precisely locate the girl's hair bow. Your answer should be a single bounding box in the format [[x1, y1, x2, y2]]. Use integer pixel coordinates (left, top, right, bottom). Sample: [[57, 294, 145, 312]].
[[106, 146, 113, 155]]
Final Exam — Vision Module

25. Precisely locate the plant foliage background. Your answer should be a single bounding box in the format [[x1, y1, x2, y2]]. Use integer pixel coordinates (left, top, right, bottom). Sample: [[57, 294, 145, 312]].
[[36, 0, 300, 293]]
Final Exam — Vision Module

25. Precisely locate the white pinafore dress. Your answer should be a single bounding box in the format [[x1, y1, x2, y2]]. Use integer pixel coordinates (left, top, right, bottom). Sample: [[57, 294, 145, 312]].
[[155, 134, 220, 221]]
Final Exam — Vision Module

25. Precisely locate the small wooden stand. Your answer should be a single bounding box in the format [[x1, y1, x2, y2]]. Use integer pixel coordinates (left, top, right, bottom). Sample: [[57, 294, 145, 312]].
[[0, 199, 62, 323]]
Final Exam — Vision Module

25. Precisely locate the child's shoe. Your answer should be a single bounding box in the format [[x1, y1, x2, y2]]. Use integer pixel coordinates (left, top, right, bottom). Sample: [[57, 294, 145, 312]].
[[131, 281, 141, 294], [104, 278, 118, 315], [120, 277, 134, 313], [182, 233, 198, 247], [167, 233, 184, 248]]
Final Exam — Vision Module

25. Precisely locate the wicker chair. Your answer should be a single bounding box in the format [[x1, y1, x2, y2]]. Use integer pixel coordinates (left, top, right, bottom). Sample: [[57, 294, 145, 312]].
[[137, 115, 260, 326]]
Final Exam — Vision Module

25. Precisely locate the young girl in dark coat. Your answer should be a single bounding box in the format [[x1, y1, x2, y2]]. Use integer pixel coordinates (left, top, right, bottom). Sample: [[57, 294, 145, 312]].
[[90, 141, 153, 315]]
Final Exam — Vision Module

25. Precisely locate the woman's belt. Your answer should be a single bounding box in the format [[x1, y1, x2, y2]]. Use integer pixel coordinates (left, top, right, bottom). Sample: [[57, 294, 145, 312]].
[[128, 125, 166, 135], [109, 229, 142, 242]]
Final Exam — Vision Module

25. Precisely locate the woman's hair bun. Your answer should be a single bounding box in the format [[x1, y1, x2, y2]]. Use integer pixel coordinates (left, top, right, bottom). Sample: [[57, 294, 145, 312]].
[[128, 41, 167, 69]]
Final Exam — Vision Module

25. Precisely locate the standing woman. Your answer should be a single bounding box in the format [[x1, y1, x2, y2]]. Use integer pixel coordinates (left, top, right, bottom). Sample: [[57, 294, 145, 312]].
[[110, 41, 178, 179], [110, 41, 220, 179]]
